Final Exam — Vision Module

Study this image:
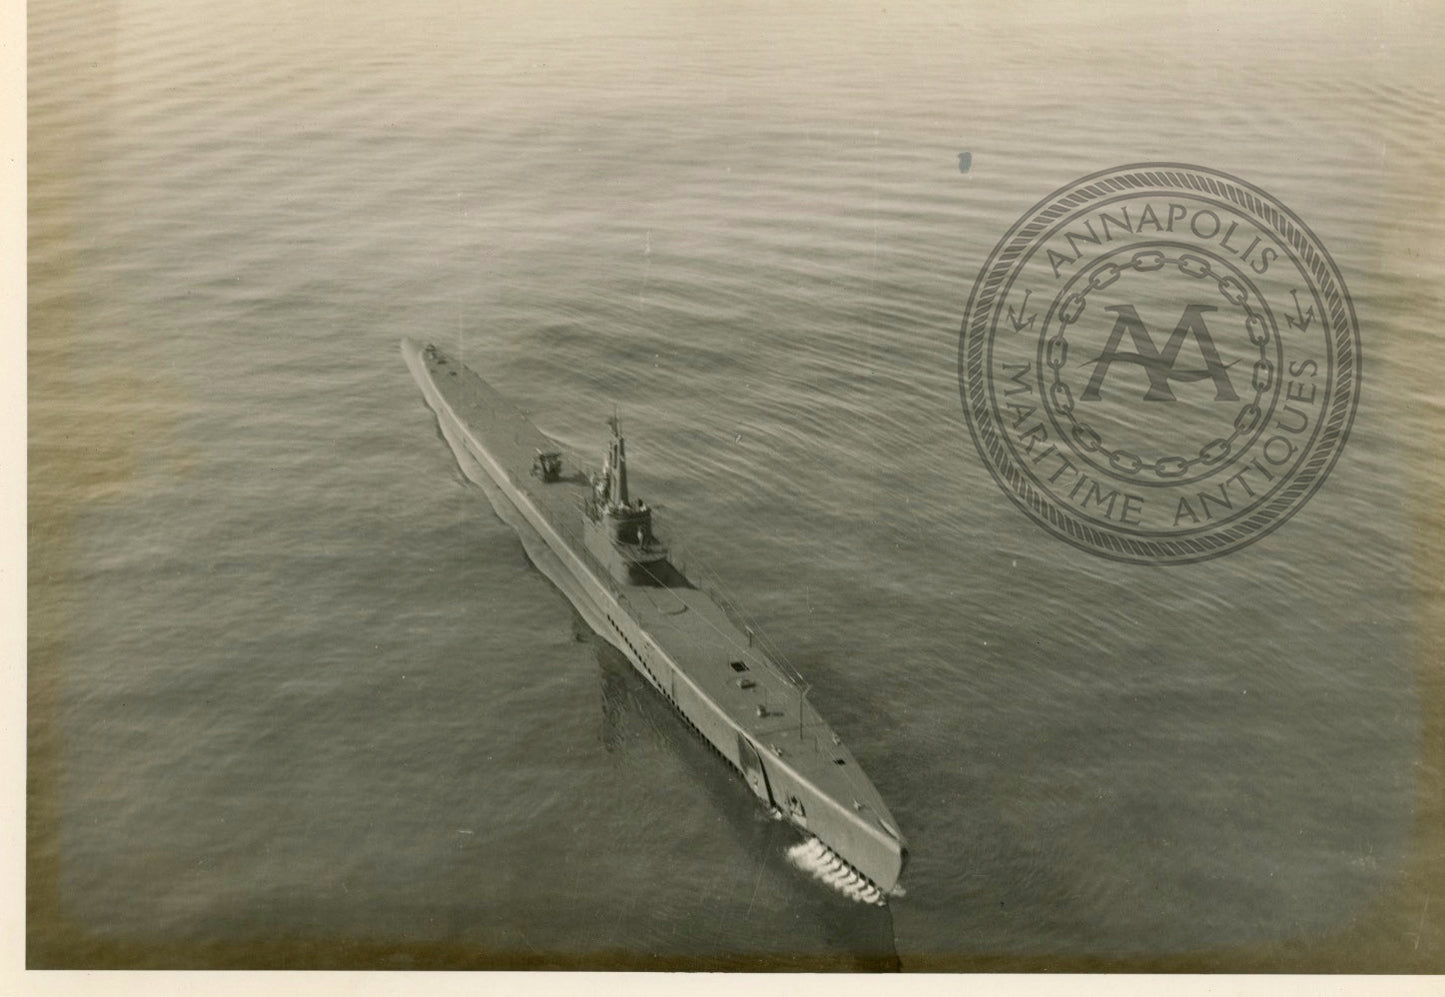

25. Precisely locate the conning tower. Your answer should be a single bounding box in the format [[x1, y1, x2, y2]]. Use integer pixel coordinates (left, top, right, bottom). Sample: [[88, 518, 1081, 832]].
[[583, 416, 669, 585]]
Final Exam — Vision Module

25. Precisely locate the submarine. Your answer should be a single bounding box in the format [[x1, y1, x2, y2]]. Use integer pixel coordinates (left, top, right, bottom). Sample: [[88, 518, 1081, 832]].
[[401, 338, 906, 901]]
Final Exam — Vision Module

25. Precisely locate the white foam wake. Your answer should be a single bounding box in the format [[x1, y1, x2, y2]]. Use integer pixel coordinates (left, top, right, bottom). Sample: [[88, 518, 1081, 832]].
[[786, 837, 887, 906]]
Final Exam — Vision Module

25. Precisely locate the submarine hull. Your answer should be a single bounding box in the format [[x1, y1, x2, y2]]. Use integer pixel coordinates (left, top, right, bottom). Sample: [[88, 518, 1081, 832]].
[[402, 338, 906, 896]]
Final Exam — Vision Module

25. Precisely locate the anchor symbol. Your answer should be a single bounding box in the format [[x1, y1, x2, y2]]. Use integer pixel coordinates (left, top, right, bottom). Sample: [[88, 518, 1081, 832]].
[[1007, 289, 1037, 333], [1286, 289, 1315, 332]]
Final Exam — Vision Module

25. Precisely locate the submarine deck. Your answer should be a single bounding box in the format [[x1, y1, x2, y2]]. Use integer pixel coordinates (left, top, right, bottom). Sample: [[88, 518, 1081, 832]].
[[404, 339, 904, 887]]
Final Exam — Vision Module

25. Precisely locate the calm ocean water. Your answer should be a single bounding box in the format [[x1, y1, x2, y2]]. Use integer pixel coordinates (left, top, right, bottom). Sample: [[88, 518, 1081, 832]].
[[29, 0, 1445, 970]]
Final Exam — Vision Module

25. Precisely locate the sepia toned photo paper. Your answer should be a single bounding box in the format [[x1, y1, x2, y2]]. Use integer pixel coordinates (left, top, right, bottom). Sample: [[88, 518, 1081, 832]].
[[15, 0, 1445, 987]]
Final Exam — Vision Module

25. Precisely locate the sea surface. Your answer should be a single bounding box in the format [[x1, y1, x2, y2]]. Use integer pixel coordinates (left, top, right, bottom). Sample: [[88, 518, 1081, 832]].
[[28, 0, 1445, 970]]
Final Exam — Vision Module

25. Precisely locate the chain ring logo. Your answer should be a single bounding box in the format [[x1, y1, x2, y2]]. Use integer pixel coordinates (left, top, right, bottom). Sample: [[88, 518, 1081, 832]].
[[959, 163, 1361, 565]]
